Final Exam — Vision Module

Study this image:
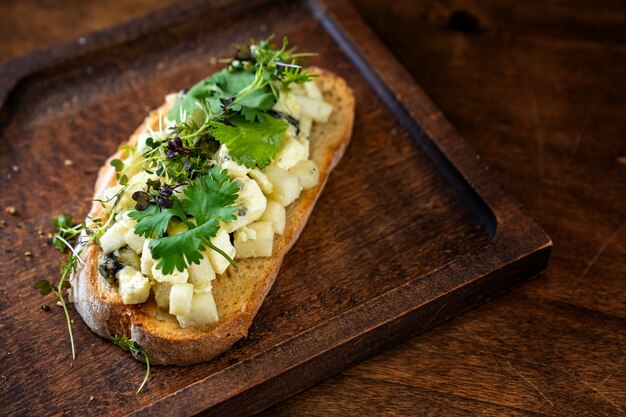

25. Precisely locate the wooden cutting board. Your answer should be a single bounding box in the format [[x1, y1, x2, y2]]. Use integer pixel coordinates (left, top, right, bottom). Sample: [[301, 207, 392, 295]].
[[0, 0, 551, 415]]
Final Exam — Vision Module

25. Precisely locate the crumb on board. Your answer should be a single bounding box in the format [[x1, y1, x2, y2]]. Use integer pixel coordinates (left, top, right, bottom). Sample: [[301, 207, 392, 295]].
[[5, 206, 17, 215], [64, 159, 74, 166], [24, 251, 32, 257]]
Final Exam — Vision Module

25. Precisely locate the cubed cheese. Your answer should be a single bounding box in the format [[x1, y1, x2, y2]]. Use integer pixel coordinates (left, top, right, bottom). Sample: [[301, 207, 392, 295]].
[[295, 95, 333, 123], [216, 145, 250, 177], [100, 221, 129, 254], [116, 266, 150, 305], [304, 80, 323, 100], [289, 160, 319, 190], [124, 229, 145, 254], [248, 169, 273, 194], [206, 228, 236, 274], [260, 200, 286, 235], [273, 92, 301, 119], [234, 222, 274, 258], [299, 117, 312, 139], [222, 176, 266, 232], [264, 165, 301, 206], [169, 283, 194, 316], [276, 136, 307, 170], [151, 263, 189, 284], [188, 254, 216, 293], [153, 282, 171, 309], [102, 184, 124, 211], [297, 138, 310, 160], [140, 239, 154, 277], [176, 292, 219, 328]]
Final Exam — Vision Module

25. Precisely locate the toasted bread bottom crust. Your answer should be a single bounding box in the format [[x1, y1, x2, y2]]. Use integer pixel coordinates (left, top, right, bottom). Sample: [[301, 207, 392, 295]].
[[71, 69, 355, 365]]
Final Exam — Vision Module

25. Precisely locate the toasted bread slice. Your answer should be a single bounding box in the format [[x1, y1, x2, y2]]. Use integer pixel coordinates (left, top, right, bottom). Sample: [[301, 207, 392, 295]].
[[70, 69, 355, 365]]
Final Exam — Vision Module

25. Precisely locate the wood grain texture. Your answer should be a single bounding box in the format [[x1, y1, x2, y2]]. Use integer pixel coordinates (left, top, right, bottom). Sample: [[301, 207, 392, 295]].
[[0, 0, 621, 416]]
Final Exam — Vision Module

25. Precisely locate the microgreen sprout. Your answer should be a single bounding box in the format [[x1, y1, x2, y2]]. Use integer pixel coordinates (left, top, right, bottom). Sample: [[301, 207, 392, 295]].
[[112, 335, 151, 393]]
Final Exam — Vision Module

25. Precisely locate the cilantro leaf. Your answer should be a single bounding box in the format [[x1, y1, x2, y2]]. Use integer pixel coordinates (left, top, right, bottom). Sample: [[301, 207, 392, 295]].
[[144, 166, 239, 273], [168, 68, 277, 125], [181, 167, 239, 225], [168, 70, 228, 123], [129, 199, 187, 238], [239, 106, 266, 122], [210, 114, 288, 168], [150, 222, 217, 274]]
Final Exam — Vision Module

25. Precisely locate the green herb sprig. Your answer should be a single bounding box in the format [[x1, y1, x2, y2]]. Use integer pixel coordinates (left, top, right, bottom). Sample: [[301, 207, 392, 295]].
[[34, 252, 77, 359], [112, 335, 151, 393], [36, 212, 115, 359], [166, 36, 314, 170]]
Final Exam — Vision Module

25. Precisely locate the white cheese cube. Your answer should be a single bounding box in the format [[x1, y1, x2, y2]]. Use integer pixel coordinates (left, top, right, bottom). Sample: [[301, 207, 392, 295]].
[[124, 229, 145, 254], [297, 138, 310, 160], [264, 165, 301, 206], [295, 95, 333, 123], [276, 136, 308, 170], [140, 239, 154, 277], [151, 263, 189, 284], [188, 254, 216, 293], [193, 281, 212, 294], [299, 117, 312, 139], [216, 145, 250, 178], [248, 169, 273, 194], [287, 82, 306, 95], [153, 282, 171, 309], [289, 160, 320, 190], [260, 200, 286, 235], [272, 92, 301, 119], [176, 292, 219, 328], [222, 176, 266, 232], [116, 266, 150, 305], [234, 222, 274, 258], [100, 221, 130, 254], [102, 184, 124, 211], [304, 80, 323, 100], [169, 283, 194, 316], [206, 228, 236, 274]]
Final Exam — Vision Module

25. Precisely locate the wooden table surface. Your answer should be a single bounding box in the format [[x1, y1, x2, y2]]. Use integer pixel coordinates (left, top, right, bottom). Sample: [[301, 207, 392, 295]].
[[2, 0, 624, 416]]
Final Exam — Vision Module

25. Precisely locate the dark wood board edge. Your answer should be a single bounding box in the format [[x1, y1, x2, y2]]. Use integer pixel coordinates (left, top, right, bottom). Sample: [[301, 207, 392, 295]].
[[0, 0, 270, 116], [134, 245, 551, 417], [309, 0, 552, 250]]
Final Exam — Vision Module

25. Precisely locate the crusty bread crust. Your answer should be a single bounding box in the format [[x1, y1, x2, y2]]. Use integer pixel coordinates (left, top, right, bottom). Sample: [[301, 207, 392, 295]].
[[70, 69, 355, 365]]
